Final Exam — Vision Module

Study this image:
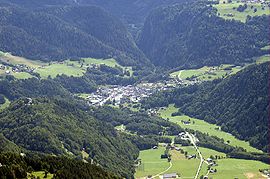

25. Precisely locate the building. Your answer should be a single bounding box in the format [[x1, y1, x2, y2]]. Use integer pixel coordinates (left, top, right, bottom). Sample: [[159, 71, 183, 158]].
[[163, 173, 178, 179]]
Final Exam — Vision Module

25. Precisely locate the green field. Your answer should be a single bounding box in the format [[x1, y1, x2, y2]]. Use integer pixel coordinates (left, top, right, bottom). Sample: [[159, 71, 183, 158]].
[[170, 64, 242, 81], [28, 171, 53, 179], [13, 72, 34, 79], [0, 97, 10, 111], [213, 1, 270, 22], [35, 62, 86, 79], [159, 105, 261, 153], [256, 54, 269, 64], [209, 158, 269, 179], [135, 147, 170, 178]]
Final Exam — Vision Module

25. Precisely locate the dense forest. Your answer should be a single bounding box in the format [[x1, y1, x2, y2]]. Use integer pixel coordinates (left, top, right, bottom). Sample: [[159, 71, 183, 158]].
[[0, 4, 149, 67], [142, 62, 269, 152], [0, 152, 119, 179], [0, 97, 139, 177], [138, 1, 269, 68]]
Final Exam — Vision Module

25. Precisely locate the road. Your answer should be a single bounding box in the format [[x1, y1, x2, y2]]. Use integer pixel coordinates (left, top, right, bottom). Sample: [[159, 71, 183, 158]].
[[186, 132, 204, 179]]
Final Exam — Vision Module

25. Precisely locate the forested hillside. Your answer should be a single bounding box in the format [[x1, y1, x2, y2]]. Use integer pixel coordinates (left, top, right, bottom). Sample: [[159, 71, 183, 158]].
[[142, 62, 269, 151], [138, 1, 269, 68], [0, 153, 119, 179], [0, 97, 139, 177], [0, 4, 149, 66]]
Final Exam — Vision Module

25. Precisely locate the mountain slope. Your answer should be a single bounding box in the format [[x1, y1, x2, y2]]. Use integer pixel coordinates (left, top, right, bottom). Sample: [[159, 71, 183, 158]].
[[0, 97, 139, 177], [0, 5, 149, 66], [173, 63, 269, 151], [138, 2, 269, 68]]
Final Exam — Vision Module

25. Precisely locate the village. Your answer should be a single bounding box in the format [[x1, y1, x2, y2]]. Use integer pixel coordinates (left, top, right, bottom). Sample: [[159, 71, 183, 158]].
[[85, 78, 194, 107]]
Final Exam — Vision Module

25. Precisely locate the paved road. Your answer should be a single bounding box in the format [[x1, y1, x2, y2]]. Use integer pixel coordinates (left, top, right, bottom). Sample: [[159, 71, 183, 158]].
[[186, 132, 204, 179]]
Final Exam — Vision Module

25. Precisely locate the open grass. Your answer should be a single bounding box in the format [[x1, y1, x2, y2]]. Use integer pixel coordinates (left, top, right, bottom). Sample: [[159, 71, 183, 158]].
[[0, 52, 45, 68], [166, 148, 199, 178], [159, 105, 261, 153], [209, 158, 269, 179], [256, 54, 269, 64], [13, 72, 34, 79], [135, 147, 170, 178], [213, 1, 270, 22], [28, 171, 53, 179], [261, 45, 270, 50], [170, 64, 243, 81], [35, 62, 85, 78], [0, 97, 10, 111]]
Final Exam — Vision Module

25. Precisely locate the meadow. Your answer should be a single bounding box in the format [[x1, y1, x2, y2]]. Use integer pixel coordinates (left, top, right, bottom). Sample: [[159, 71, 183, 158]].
[[170, 64, 242, 81], [28, 171, 53, 179], [209, 158, 269, 179], [159, 105, 261, 153], [213, 0, 270, 22], [135, 146, 170, 178], [0, 98, 10, 111]]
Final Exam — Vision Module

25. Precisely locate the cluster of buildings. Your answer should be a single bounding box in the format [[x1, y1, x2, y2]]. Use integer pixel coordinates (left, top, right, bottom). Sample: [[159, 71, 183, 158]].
[[86, 80, 181, 106], [0, 63, 34, 75]]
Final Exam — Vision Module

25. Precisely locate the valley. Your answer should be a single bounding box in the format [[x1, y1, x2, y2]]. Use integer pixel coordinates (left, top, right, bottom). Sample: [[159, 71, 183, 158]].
[[0, 0, 269, 178]]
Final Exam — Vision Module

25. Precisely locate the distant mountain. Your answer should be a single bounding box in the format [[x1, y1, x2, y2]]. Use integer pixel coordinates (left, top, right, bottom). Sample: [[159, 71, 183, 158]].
[[138, 2, 269, 68], [0, 97, 139, 178], [0, 5, 149, 66]]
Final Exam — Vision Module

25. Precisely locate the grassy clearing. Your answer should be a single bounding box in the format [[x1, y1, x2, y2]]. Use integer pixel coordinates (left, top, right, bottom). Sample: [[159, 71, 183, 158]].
[[256, 54, 269, 64], [209, 158, 269, 179], [170, 64, 243, 81], [159, 105, 261, 153], [213, 1, 270, 22], [135, 147, 170, 178], [28, 171, 53, 179], [0, 52, 44, 68], [82, 58, 134, 75], [0, 97, 10, 111], [12, 72, 34, 79], [76, 93, 91, 99], [166, 148, 199, 178], [261, 45, 270, 50], [35, 62, 85, 78]]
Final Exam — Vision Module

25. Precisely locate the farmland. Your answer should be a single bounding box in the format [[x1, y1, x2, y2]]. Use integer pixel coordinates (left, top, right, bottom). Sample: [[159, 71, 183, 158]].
[[0, 51, 133, 79], [208, 159, 269, 179], [170, 64, 243, 81], [213, 0, 270, 22], [159, 105, 261, 153], [135, 146, 170, 178]]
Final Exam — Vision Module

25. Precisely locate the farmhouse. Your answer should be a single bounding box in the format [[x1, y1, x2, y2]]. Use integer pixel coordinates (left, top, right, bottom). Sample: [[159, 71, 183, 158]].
[[163, 173, 178, 179]]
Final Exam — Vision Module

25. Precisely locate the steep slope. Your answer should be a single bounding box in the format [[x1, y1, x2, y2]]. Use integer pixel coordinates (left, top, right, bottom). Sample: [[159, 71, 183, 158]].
[[138, 2, 269, 68], [0, 97, 139, 177], [0, 5, 149, 66], [142, 62, 269, 151], [174, 63, 269, 151]]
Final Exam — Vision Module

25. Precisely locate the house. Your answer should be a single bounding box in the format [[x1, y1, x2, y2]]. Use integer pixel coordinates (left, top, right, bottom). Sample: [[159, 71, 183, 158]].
[[152, 146, 158, 149], [163, 173, 178, 179], [206, 158, 213, 163]]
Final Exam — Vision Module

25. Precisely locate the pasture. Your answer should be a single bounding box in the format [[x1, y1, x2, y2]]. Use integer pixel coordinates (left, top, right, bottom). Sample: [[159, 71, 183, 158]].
[[170, 64, 242, 81], [213, 1, 270, 22], [159, 105, 261, 153], [209, 159, 269, 179], [256, 54, 269, 64], [135, 147, 170, 178], [28, 171, 53, 179]]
